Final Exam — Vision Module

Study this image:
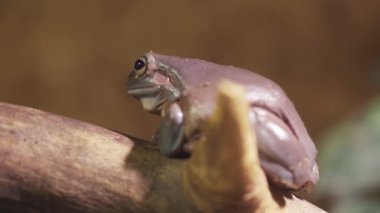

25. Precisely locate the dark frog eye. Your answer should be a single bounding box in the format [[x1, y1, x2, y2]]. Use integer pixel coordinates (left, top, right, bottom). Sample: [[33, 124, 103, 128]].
[[134, 57, 148, 76]]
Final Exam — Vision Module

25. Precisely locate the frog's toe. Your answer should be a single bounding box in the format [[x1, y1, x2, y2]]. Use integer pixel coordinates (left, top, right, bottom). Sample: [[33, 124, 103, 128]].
[[158, 120, 186, 157], [158, 103, 188, 157], [260, 157, 314, 190]]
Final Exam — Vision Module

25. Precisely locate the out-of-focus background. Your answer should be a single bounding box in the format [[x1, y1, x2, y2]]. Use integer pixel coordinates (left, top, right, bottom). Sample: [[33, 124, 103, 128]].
[[0, 1, 379, 212]]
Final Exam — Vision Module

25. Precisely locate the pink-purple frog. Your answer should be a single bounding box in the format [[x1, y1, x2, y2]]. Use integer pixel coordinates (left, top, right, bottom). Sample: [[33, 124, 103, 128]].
[[127, 52, 319, 190]]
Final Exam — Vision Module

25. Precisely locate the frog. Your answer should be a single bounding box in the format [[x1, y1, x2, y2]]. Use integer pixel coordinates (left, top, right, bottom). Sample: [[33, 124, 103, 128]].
[[126, 51, 319, 190]]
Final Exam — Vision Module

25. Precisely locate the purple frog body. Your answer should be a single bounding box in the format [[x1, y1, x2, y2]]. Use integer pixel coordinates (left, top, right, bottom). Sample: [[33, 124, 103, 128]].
[[127, 52, 319, 190]]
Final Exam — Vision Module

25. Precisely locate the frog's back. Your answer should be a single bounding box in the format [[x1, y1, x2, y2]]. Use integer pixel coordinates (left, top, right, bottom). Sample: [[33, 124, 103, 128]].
[[150, 53, 278, 95], [150, 53, 316, 161], [151, 53, 288, 111]]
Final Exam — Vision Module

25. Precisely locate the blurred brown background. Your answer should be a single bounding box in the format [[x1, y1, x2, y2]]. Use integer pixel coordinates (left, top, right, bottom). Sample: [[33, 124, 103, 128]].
[[0, 0, 379, 142]]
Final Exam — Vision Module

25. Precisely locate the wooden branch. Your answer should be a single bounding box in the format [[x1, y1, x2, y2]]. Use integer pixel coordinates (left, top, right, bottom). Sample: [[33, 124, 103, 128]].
[[0, 102, 187, 212], [0, 81, 325, 212]]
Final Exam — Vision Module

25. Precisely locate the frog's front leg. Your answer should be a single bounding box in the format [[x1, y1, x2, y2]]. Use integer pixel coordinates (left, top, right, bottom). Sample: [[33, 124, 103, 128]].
[[154, 103, 187, 157], [249, 107, 318, 190]]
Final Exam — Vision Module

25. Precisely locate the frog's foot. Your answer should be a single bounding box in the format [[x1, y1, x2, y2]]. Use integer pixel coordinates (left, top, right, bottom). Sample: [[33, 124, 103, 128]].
[[155, 103, 188, 157], [249, 106, 316, 190]]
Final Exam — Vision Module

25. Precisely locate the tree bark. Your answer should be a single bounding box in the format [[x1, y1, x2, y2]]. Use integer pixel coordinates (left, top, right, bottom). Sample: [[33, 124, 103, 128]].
[[0, 81, 325, 212]]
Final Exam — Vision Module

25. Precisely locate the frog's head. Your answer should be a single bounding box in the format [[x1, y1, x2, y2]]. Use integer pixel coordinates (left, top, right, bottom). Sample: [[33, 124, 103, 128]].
[[127, 52, 185, 114]]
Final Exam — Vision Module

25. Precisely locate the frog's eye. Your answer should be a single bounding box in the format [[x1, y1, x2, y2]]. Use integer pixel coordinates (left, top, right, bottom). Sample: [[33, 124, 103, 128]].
[[134, 57, 148, 76]]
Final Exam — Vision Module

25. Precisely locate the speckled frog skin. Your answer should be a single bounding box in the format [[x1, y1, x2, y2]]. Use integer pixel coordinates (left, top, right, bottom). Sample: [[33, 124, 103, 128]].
[[127, 52, 319, 190]]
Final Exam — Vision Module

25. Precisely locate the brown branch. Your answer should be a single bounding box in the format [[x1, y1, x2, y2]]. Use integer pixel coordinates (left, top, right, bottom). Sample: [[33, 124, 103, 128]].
[[0, 102, 187, 212], [0, 81, 325, 212]]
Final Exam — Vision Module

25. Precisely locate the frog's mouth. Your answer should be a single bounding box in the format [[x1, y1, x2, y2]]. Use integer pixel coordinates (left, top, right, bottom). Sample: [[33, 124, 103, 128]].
[[128, 87, 167, 113], [127, 85, 161, 97], [126, 70, 162, 97], [127, 77, 169, 113]]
